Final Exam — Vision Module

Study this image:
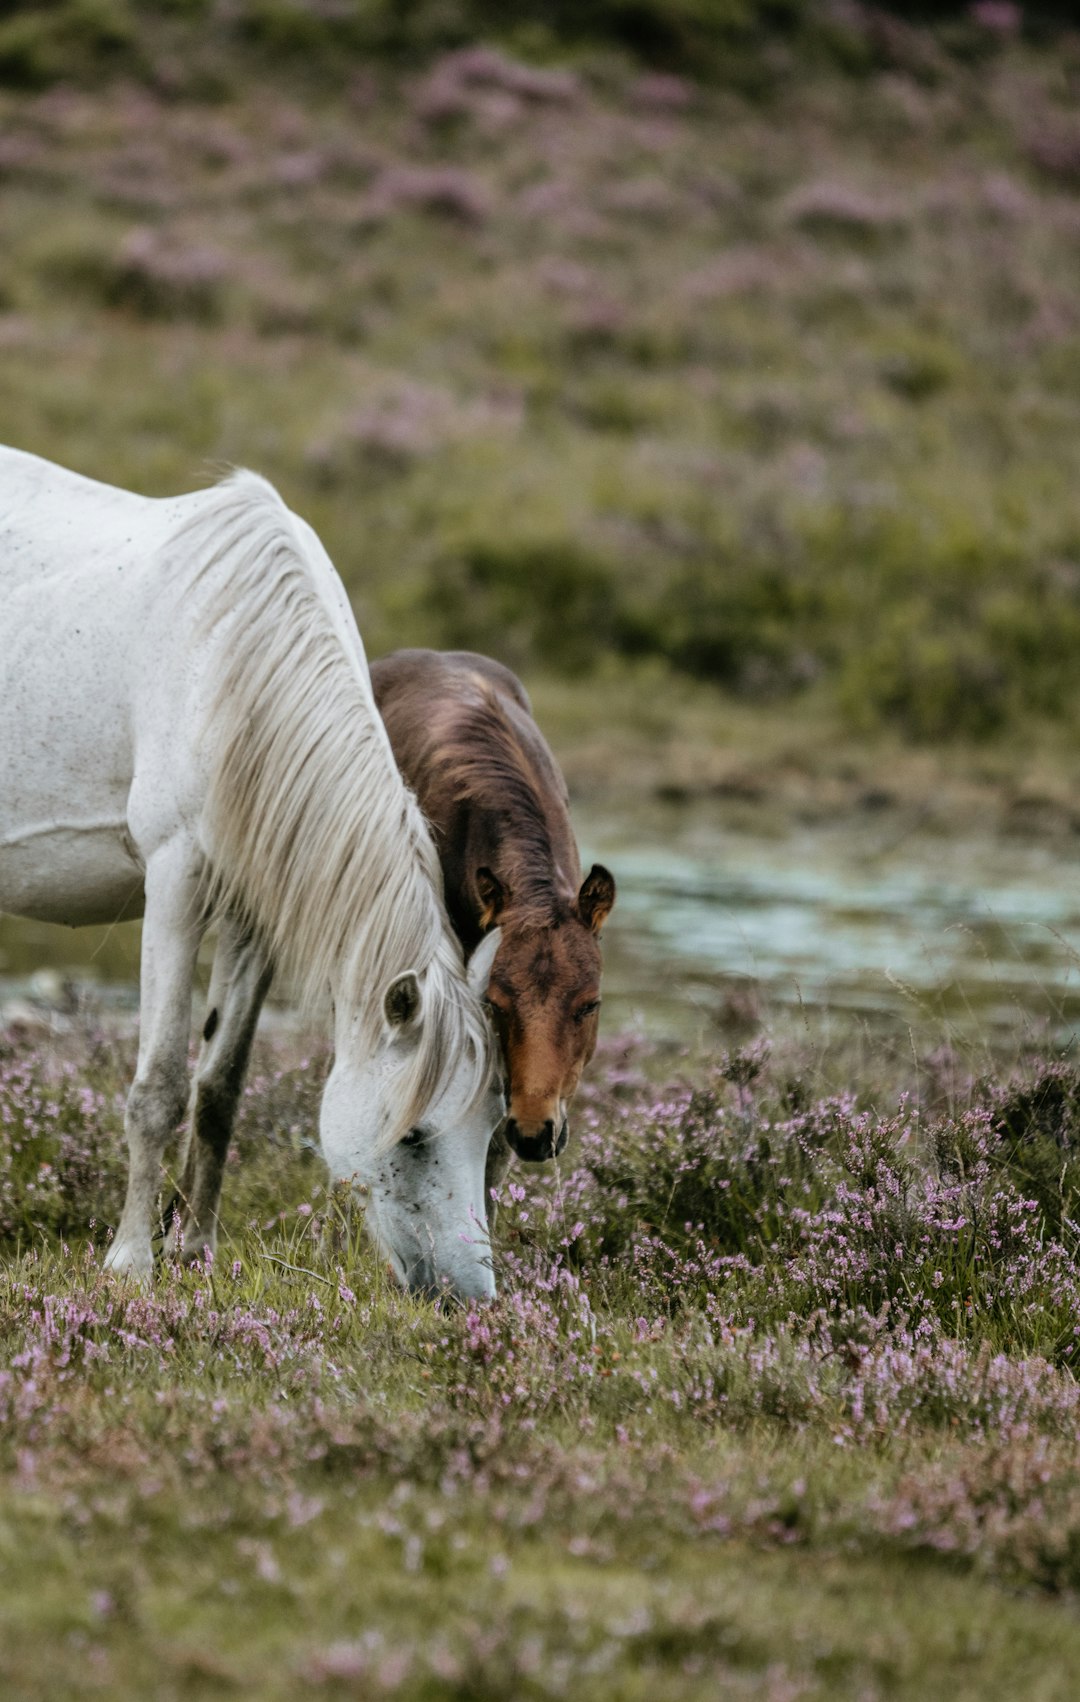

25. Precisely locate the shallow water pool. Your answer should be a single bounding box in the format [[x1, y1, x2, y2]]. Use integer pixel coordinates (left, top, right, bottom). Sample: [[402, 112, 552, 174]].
[[578, 802, 1080, 1045]]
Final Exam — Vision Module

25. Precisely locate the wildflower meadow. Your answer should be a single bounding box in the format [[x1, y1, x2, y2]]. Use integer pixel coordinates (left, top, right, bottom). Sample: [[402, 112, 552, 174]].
[[4, 1015, 1080, 1697]]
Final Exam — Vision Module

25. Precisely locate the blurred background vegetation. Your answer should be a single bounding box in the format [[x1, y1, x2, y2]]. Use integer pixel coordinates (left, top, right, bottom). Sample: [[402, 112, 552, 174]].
[[2, 1, 1080, 750]]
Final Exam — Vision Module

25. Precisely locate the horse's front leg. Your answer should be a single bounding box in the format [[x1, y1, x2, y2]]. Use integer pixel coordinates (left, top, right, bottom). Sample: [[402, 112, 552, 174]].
[[105, 839, 205, 1277], [172, 916, 272, 1263], [484, 1121, 515, 1230]]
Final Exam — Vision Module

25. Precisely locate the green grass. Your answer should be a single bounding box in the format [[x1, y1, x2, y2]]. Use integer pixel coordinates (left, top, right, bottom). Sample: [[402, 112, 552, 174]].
[[7, 1480, 1080, 1700], [2, 18, 1080, 747]]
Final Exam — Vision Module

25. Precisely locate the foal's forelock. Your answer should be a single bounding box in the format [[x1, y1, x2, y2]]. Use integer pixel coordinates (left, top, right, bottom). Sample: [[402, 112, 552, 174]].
[[171, 471, 486, 1149]]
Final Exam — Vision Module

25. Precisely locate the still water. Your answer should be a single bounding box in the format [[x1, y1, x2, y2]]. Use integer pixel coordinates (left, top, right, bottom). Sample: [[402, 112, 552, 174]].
[[3, 803, 1080, 1046], [578, 803, 1080, 1046]]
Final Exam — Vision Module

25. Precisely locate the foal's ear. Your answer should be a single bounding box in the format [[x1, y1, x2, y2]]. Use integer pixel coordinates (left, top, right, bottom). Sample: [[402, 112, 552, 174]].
[[577, 864, 616, 934], [475, 866, 507, 929], [384, 970, 422, 1032]]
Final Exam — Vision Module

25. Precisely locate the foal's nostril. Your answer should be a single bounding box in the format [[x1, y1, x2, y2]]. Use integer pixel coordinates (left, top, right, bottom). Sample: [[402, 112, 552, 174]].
[[505, 1116, 562, 1163]]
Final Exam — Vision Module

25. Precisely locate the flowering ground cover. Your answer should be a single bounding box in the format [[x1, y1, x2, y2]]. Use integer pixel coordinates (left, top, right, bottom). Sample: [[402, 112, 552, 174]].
[[5, 1017, 1080, 1697]]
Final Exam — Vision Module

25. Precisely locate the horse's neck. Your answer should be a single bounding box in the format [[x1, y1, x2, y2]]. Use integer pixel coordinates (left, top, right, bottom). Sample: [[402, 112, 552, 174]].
[[372, 652, 582, 947], [496, 698, 582, 884]]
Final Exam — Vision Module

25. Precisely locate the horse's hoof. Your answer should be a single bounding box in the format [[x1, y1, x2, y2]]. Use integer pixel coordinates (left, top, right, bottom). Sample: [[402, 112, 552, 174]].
[[104, 1242, 153, 1282]]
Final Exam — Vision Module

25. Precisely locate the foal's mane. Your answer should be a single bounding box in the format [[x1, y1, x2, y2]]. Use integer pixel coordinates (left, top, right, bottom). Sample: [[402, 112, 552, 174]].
[[171, 471, 489, 1143], [438, 685, 569, 933]]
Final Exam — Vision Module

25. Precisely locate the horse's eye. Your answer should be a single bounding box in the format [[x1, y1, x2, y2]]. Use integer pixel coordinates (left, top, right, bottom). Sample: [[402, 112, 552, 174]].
[[402, 1127, 427, 1149], [574, 1000, 600, 1024]]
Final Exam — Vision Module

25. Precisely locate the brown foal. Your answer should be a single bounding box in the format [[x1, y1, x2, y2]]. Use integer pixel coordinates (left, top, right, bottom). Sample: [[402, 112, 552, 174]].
[[370, 649, 615, 1173]]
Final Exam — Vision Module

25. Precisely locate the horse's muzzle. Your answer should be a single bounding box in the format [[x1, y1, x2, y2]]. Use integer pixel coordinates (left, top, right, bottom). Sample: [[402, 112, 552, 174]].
[[398, 1252, 496, 1306], [504, 1116, 568, 1163]]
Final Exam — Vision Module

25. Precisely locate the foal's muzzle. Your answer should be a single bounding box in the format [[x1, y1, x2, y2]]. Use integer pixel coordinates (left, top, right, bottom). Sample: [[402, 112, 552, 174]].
[[504, 1116, 568, 1163]]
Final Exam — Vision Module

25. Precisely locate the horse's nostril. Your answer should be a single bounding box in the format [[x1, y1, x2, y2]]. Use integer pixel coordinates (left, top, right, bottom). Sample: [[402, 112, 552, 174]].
[[504, 1116, 563, 1163]]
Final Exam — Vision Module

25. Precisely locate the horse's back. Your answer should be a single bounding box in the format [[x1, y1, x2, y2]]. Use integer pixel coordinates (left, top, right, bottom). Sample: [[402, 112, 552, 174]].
[[1, 446, 152, 591], [370, 648, 537, 792], [0, 446, 384, 932], [0, 446, 208, 742]]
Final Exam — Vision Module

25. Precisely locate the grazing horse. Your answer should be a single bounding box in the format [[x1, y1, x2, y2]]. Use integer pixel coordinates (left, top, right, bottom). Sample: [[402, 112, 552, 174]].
[[370, 649, 615, 1176], [0, 447, 503, 1299]]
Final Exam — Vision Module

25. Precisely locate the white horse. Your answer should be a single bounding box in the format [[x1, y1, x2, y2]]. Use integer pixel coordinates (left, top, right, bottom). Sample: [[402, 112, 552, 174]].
[[0, 446, 504, 1299]]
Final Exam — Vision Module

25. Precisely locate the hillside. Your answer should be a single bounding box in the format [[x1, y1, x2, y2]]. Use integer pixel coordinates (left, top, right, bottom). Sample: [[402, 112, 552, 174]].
[[2, 5, 1080, 754]]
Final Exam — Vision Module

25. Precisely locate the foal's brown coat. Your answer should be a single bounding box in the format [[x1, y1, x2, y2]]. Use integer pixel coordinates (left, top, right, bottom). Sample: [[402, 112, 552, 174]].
[[370, 649, 615, 1165]]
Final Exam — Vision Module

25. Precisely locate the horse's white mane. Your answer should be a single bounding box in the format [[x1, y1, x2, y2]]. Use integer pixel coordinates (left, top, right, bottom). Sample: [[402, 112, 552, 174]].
[[171, 469, 489, 1145]]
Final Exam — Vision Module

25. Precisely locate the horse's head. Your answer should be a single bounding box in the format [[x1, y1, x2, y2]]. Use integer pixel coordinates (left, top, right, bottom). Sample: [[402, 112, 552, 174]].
[[318, 932, 504, 1301], [477, 864, 616, 1163]]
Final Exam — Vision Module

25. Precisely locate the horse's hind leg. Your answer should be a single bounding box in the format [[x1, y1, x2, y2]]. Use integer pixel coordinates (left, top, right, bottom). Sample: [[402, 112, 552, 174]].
[[106, 839, 205, 1277], [172, 918, 272, 1263]]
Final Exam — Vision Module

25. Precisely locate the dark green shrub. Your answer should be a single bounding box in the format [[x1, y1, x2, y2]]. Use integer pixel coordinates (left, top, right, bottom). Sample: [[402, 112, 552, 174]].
[[420, 536, 620, 674], [838, 619, 1012, 743], [631, 558, 823, 694], [0, 0, 136, 87], [0, 1, 1041, 91]]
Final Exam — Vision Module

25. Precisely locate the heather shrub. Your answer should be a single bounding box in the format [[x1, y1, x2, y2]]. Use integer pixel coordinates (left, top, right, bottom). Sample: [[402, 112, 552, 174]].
[[7, 1020, 1080, 1690], [2, 7, 1080, 742], [878, 333, 959, 401], [0, 1039, 128, 1244], [989, 1064, 1080, 1242], [0, 1032, 329, 1251], [633, 556, 830, 696], [108, 227, 230, 322], [492, 1055, 1080, 1363], [223, 1050, 329, 1228]]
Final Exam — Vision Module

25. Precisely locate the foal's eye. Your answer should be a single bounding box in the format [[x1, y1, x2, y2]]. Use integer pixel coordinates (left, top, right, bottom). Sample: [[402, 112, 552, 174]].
[[402, 1127, 427, 1149], [574, 1000, 601, 1024]]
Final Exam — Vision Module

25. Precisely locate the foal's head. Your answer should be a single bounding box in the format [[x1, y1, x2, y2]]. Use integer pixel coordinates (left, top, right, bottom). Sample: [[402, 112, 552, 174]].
[[476, 864, 616, 1163]]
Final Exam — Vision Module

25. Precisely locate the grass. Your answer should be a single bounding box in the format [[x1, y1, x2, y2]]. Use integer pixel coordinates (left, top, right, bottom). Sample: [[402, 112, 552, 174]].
[[3, 16, 1080, 748], [6, 1019, 1080, 1696]]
